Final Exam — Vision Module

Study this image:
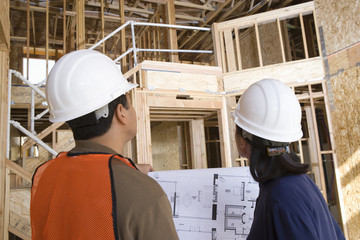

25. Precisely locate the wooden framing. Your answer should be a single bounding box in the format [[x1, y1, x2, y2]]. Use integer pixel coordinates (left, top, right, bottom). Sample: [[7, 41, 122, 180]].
[[2, 1, 352, 238], [213, 2, 316, 72]]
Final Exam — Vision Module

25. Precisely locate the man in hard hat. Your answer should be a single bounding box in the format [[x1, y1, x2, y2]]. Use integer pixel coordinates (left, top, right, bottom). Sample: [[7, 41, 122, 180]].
[[30, 50, 179, 240], [233, 79, 345, 240]]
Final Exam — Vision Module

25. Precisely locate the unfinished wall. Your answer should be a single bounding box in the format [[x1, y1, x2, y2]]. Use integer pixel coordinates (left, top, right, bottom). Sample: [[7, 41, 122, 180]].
[[314, 0, 360, 55], [315, 1, 360, 239], [330, 65, 360, 240], [151, 122, 180, 171]]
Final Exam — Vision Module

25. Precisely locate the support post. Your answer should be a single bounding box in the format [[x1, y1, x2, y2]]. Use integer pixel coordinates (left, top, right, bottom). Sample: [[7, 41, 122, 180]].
[[165, 0, 179, 62], [189, 119, 207, 169], [75, 0, 85, 49]]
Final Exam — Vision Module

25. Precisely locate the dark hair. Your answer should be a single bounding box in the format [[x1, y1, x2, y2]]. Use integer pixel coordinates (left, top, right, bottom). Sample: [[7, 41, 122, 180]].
[[67, 94, 128, 140], [236, 126, 309, 183]]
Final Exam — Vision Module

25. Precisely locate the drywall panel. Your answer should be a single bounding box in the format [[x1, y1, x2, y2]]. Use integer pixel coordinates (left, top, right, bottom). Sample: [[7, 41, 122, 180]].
[[223, 57, 324, 92], [330, 66, 360, 240], [314, 0, 360, 54]]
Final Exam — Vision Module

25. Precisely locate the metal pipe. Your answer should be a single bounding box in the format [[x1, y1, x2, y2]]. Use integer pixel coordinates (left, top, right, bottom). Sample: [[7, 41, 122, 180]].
[[137, 48, 213, 54], [89, 21, 131, 50], [10, 120, 58, 156], [35, 77, 47, 87], [114, 47, 134, 63], [133, 22, 211, 31], [131, 21, 138, 66], [34, 108, 49, 120], [10, 70, 46, 99], [6, 71, 12, 159]]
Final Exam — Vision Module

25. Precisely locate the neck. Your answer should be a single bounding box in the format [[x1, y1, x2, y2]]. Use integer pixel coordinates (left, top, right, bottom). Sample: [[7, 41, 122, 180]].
[[90, 131, 128, 156]]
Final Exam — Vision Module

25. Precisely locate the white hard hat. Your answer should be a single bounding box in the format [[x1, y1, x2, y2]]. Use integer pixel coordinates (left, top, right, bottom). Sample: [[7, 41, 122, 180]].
[[233, 79, 302, 143], [46, 49, 138, 122]]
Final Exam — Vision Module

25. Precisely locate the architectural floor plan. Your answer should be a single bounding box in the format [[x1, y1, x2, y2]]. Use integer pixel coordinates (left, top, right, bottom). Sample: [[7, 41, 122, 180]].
[[149, 167, 259, 240]]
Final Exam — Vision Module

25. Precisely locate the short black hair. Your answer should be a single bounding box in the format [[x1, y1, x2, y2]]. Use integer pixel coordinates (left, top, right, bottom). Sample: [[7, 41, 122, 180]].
[[67, 94, 128, 140], [236, 125, 309, 183]]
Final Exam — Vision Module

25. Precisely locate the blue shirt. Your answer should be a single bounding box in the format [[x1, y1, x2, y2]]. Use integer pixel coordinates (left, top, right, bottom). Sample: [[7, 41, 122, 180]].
[[247, 174, 345, 240]]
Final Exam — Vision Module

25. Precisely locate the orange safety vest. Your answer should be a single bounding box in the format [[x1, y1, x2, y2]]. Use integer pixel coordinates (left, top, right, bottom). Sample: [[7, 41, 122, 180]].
[[31, 152, 136, 240]]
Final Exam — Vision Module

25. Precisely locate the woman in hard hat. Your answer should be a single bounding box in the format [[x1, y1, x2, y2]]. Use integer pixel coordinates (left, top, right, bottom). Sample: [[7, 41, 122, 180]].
[[30, 50, 179, 240], [233, 79, 345, 240]]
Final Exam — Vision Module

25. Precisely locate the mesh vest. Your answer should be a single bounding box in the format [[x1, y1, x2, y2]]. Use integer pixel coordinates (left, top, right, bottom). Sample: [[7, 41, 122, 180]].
[[31, 152, 136, 240]]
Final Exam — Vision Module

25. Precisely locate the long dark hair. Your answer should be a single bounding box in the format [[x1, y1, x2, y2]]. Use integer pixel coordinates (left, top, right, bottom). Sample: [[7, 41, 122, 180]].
[[236, 126, 309, 183]]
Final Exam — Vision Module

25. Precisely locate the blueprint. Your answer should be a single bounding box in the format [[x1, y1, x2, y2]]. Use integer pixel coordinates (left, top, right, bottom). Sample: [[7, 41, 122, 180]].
[[149, 167, 259, 240]]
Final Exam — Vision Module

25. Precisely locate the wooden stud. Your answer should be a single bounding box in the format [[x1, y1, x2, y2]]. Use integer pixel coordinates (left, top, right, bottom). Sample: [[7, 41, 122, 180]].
[[312, 10, 323, 58], [26, 0, 30, 79], [31, 11, 36, 49], [165, 0, 178, 62], [3, 169, 10, 240], [234, 27, 242, 70], [46, 0, 49, 74], [277, 17, 286, 63], [212, 23, 223, 70], [75, 0, 85, 49], [217, 97, 233, 167], [223, 29, 236, 72], [254, 22, 263, 67], [299, 13, 309, 59], [101, 0, 105, 53], [189, 119, 207, 169], [63, 0, 66, 53], [135, 91, 152, 165], [0, 50, 9, 239], [308, 85, 327, 201], [220, 31, 227, 72]]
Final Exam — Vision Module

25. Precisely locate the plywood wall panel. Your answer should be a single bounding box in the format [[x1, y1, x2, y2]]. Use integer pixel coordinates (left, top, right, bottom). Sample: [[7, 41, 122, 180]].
[[330, 66, 360, 240], [314, 0, 360, 54], [151, 122, 180, 171]]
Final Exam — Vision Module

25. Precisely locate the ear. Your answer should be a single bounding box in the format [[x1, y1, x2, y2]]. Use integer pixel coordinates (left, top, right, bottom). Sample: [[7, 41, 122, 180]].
[[238, 135, 247, 148], [114, 103, 127, 125]]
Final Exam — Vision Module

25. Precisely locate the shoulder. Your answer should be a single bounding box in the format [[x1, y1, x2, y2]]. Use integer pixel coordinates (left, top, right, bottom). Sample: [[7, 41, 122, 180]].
[[264, 175, 318, 210], [110, 158, 166, 199]]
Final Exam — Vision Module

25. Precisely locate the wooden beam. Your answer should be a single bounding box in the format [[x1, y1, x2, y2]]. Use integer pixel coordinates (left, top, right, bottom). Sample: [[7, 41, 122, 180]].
[[165, 0, 179, 62], [224, 29, 236, 72], [76, 0, 85, 49], [190, 119, 207, 169], [22, 122, 64, 152], [0, 0, 10, 50], [135, 91, 152, 165], [63, 0, 66, 53], [216, 2, 314, 30], [100, 0, 105, 53], [178, 0, 233, 49], [5, 160, 32, 183], [0, 50, 10, 240], [46, 0, 49, 74], [174, 1, 214, 11], [299, 13, 309, 59], [277, 17, 286, 62]]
